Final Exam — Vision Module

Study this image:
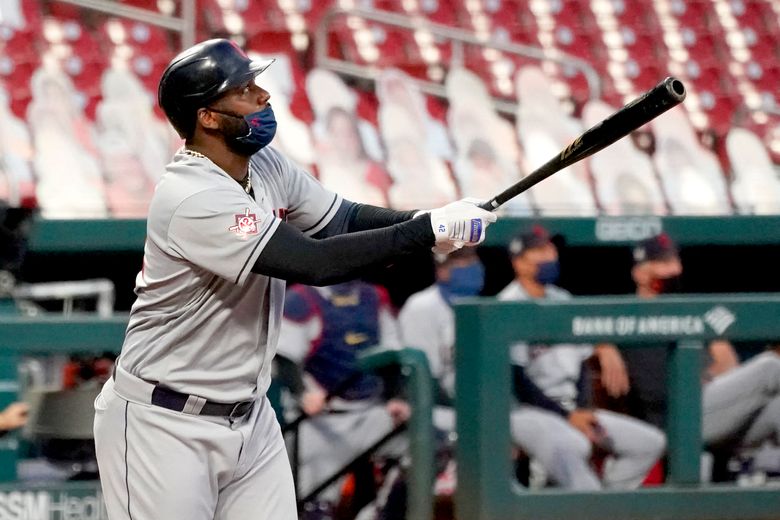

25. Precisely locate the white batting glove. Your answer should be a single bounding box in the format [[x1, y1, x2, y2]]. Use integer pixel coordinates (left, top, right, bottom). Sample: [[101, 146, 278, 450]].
[[428, 198, 496, 254]]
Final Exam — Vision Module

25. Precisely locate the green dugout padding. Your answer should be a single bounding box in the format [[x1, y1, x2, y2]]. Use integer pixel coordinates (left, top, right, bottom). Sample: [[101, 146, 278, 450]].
[[454, 294, 780, 520], [27, 215, 780, 253]]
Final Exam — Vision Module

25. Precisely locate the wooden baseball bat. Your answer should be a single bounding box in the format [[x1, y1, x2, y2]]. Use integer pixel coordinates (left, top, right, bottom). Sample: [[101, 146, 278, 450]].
[[479, 77, 686, 211]]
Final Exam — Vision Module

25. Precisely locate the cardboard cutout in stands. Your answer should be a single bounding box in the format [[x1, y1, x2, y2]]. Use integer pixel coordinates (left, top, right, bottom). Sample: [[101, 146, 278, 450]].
[[0, 86, 35, 207], [95, 67, 173, 217], [582, 99, 668, 216], [248, 52, 315, 170], [307, 68, 390, 205], [726, 128, 780, 215], [652, 107, 731, 215], [306, 68, 383, 163], [515, 66, 597, 216], [380, 104, 457, 210], [27, 66, 107, 218], [445, 67, 530, 214], [376, 68, 453, 162]]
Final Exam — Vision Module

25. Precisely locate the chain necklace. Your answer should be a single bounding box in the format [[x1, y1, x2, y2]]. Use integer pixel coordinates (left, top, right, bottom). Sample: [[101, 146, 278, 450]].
[[183, 148, 252, 194]]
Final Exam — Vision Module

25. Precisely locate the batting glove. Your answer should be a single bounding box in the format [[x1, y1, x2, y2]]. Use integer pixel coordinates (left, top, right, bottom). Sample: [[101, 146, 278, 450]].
[[428, 198, 496, 254]]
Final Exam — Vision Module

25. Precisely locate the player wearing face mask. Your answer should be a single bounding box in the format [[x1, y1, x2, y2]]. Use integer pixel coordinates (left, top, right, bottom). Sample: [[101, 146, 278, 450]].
[[498, 226, 666, 490], [604, 234, 739, 431], [399, 248, 608, 492]]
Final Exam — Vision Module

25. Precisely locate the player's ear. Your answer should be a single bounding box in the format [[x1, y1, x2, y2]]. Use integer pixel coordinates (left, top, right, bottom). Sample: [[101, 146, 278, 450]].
[[197, 107, 220, 131]]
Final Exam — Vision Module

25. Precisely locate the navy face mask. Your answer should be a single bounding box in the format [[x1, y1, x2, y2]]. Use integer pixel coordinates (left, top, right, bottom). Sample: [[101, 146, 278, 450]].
[[210, 105, 277, 156], [535, 260, 560, 285], [439, 263, 485, 303]]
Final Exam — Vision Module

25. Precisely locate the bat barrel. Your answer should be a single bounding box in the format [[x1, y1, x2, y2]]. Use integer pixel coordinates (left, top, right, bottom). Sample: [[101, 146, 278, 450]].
[[479, 77, 686, 211]]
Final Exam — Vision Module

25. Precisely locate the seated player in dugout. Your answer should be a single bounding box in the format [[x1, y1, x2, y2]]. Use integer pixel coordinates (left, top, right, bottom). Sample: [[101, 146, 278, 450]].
[[92, 39, 497, 520], [598, 233, 739, 431], [275, 280, 409, 515], [498, 225, 666, 489], [399, 247, 637, 493], [604, 234, 780, 481]]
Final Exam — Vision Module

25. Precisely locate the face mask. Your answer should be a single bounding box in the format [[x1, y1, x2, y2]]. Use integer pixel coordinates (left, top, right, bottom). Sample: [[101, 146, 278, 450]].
[[650, 274, 682, 294], [535, 260, 560, 285], [210, 105, 277, 156], [439, 263, 485, 303]]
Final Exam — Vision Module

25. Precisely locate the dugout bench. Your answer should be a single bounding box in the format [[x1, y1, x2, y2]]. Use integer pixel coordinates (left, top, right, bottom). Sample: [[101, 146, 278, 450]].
[[454, 294, 780, 520]]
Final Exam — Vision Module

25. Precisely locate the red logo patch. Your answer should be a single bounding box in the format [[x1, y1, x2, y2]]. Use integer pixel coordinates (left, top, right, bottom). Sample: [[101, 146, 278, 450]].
[[229, 208, 261, 235]]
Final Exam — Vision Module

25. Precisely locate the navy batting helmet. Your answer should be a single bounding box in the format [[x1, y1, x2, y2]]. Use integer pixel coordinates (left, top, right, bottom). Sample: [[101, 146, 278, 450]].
[[158, 39, 274, 138]]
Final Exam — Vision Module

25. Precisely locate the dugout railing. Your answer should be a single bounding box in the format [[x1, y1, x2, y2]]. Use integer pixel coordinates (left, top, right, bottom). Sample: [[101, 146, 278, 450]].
[[454, 294, 780, 520]]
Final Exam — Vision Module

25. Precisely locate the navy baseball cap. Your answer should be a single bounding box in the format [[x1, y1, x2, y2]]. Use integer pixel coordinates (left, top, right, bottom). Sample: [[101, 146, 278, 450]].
[[508, 224, 552, 257], [633, 233, 679, 263]]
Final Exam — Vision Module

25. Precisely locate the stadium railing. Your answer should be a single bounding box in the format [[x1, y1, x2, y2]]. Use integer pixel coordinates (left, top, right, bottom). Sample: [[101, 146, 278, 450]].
[[27, 215, 780, 254]]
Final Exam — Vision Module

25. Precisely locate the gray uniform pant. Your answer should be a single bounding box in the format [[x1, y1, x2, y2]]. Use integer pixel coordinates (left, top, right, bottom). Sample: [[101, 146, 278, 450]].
[[94, 370, 296, 520], [433, 405, 665, 491], [703, 351, 780, 447], [289, 403, 398, 502], [511, 406, 666, 490]]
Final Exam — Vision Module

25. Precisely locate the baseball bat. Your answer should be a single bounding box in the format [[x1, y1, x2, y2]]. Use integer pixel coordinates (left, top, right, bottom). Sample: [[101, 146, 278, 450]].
[[479, 77, 686, 211]]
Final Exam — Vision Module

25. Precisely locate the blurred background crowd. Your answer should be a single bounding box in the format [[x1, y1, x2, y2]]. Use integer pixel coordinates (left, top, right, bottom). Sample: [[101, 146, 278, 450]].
[[0, 0, 778, 219]]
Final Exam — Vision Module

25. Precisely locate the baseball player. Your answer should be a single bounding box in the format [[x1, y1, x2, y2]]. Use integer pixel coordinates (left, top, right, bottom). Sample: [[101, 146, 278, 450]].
[[276, 280, 408, 510], [703, 343, 780, 460], [498, 226, 666, 489], [612, 233, 739, 430], [622, 235, 779, 475], [92, 39, 496, 520], [399, 248, 603, 491]]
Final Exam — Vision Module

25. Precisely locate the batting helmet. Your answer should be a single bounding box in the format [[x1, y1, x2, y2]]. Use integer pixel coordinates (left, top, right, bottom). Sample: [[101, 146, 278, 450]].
[[158, 39, 274, 138]]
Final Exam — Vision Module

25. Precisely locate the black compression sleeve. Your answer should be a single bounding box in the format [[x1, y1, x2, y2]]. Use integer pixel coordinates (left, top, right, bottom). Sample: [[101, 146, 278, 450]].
[[346, 203, 418, 231], [252, 214, 433, 285], [512, 365, 570, 418], [313, 200, 419, 239]]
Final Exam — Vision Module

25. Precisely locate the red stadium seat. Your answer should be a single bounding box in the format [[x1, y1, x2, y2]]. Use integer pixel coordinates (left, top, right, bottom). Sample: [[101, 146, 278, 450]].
[[608, 2, 660, 34], [680, 28, 729, 67], [620, 27, 665, 65], [119, 0, 161, 10], [0, 31, 37, 119], [669, 0, 716, 33], [702, 94, 738, 136], [553, 26, 604, 62], [301, 0, 336, 25], [745, 62, 779, 103], [419, 0, 461, 27], [733, 0, 780, 35]]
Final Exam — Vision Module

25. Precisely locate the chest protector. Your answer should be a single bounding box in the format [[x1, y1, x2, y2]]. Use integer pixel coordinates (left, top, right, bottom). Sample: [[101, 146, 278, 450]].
[[301, 285, 383, 401]]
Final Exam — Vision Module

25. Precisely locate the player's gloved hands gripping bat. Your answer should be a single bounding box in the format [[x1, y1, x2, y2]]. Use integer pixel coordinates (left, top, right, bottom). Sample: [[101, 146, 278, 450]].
[[425, 198, 497, 254]]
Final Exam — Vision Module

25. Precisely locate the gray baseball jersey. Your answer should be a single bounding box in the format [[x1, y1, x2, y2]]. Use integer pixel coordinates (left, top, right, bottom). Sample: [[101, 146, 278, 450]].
[[498, 281, 592, 410], [398, 285, 456, 399], [118, 146, 342, 403], [498, 281, 666, 489]]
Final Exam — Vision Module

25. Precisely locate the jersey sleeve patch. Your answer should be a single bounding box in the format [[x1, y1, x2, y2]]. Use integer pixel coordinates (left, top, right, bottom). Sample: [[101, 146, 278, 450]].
[[167, 189, 276, 285]]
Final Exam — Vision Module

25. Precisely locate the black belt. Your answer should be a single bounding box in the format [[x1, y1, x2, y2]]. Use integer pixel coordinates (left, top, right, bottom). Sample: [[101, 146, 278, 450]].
[[150, 385, 253, 419]]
